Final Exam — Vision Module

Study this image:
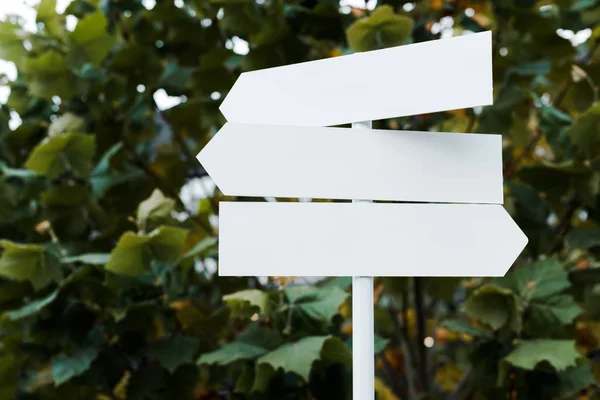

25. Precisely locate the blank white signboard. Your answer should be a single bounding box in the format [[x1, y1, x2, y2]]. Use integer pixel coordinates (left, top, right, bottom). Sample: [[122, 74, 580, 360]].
[[198, 123, 503, 204], [217, 202, 528, 277], [219, 31, 493, 127]]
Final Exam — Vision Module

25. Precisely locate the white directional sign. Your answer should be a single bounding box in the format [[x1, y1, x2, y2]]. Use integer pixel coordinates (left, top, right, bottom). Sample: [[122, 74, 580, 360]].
[[197, 30, 527, 400], [198, 122, 503, 203], [220, 31, 493, 127], [217, 202, 528, 277]]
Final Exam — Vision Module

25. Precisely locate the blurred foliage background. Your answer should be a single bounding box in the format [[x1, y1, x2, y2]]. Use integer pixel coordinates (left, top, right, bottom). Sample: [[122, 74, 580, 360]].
[[2, 0, 600, 399]]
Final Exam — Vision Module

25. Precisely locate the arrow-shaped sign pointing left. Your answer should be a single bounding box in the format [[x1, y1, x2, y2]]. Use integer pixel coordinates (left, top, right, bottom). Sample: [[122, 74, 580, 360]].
[[198, 122, 503, 203], [219, 31, 493, 127]]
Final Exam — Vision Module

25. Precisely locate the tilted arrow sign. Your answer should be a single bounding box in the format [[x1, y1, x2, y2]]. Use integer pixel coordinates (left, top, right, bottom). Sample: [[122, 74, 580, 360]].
[[198, 122, 503, 203], [220, 31, 492, 127], [217, 202, 528, 277]]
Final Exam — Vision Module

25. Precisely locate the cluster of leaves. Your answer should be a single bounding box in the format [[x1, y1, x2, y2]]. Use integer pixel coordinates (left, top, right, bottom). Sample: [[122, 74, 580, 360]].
[[2, 0, 600, 399]]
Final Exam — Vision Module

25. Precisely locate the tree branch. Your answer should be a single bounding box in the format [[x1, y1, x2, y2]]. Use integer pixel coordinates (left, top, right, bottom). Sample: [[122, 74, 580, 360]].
[[389, 301, 420, 397], [414, 277, 429, 393]]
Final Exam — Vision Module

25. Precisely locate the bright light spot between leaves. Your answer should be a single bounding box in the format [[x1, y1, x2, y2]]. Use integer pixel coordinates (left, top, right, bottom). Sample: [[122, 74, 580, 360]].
[[431, 22, 441, 35], [142, 0, 157, 10], [174, 0, 184, 8], [465, 7, 475, 17], [155, 40, 164, 48], [499, 47, 508, 56], [124, 10, 132, 18], [579, 210, 589, 221], [251, 313, 260, 321], [9, 111, 21, 130], [153, 89, 184, 111], [180, 177, 217, 212], [232, 36, 250, 55], [217, 8, 225, 20], [210, 92, 221, 100], [340, 5, 351, 14], [52, 96, 62, 105], [225, 39, 233, 50], [201, 18, 213, 27], [539, 4, 553, 11], [56, 0, 71, 13], [556, 28, 592, 46], [403, 3, 415, 11], [0, 60, 17, 81], [440, 16, 454, 28], [340, 0, 377, 10], [136, 84, 146, 93], [541, 93, 551, 105], [256, 0, 265, 4], [547, 213, 558, 226], [424, 337, 434, 348], [66, 15, 78, 31]]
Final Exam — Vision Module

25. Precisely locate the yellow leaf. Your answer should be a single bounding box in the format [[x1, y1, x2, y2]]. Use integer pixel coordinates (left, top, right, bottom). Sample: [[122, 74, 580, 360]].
[[113, 371, 131, 400], [374, 376, 401, 400], [435, 363, 464, 392], [430, 0, 443, 9], [328, 48, 342, 58]]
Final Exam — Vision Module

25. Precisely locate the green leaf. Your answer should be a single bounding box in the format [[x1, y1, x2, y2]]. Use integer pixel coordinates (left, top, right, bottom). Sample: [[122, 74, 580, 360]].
[[160, 61, 195, 93], [569, 102, 600, 160], [223, 289, 270, 318], [440, 318, 495, 339], [0, 20, 27, 65], [505, 340, 581, 371], [566, 228, 600, 249], [61, 253, 110, 265], [285, 285, 349, 323], [136, 189, 176, 230], [508, 61, 551, 76], [346, 5, 413, 52], [147, 334, 200, 373], [0, 241, 63, 291], [497, 258, 582, 329], [90, 142, 144, 198], [37, 0, 64, 38], [106, 226, 189, 276], [571, 0, 598, 11], [257, 336, 351, 382], [374, 335, 389, 354], [198, 341, 268, 365], [497, 257, 570, 299], [22, 51, 75, 100], [179, 237, 217, 261], [557, 364, 595, 394], [25, 133, 95, 179], [69, 12, 116, 66], [52, 346, 100, 386], [4, 290, 59, 321], [463, 284, 521, 332]]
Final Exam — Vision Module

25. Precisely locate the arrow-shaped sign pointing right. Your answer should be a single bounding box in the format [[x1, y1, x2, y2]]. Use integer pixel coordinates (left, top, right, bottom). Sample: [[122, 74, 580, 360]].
[[218, 201, 528, 277]]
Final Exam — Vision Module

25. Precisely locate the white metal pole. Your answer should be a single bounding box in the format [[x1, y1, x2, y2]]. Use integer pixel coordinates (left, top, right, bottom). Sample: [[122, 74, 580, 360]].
[[352, 120, 374, 400]]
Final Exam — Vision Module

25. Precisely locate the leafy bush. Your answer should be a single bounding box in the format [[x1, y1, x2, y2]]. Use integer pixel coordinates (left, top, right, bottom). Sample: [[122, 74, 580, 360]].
[[1, 0, 600, 399]]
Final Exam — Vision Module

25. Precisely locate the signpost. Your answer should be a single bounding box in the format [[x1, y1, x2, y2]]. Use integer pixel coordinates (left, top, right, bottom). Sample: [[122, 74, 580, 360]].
[[196, 30, 528, 399]]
